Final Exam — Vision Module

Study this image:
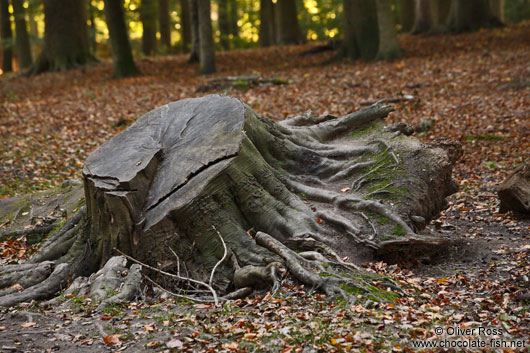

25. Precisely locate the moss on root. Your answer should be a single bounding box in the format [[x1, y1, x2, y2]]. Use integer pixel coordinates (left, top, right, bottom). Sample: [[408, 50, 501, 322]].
[[351, 120, 385, 138]]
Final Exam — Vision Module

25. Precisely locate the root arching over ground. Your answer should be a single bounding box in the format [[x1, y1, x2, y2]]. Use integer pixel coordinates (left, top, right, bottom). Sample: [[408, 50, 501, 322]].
[[0, 95, 461, 307]]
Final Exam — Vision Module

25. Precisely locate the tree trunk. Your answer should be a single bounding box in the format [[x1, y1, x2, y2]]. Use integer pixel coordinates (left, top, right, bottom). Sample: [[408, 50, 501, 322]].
[[342, 0, 379, 60], [411, 0, 433, 33], [259, 0, 275, 47], [375, 0, 401, 60], [12, 0, 33, 69], [446, 0, 498, 32], [342, 0, 360, 59], [197, 0, 215, 74], [158, 0, 171, 51], [436, 0, 451, 26], [140, 0, 157, 55], [0, 0, 12, 73], [28, 7, 38, 38], [188, 0, 199, 62], [28, 0, 92, 75], [88, 0, 97, 56], [229, 0, 238, 36], [218, 0, 230, 49], [489, 0, 504, 23], [0, 95, 461, 307], [275, 0, 303, 44], [399, 0, 415, 32], [103, 0, 140, 78], [180, 0, 191, 51]]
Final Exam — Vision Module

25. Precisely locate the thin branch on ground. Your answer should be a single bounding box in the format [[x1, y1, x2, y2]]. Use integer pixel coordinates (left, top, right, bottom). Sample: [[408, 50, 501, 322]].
[[144, 275, 214, 303], [168, 246, 180, 277], [210, 226, 228, 288], [113, 248, 219, 305]]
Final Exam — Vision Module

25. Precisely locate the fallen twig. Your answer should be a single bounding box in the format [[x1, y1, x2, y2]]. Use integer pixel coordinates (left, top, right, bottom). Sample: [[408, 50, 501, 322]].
[[359, 95, 415, 106], [113, 248, 219, 305], [144, 276, 214, 303], [210, 226, 228, 287]]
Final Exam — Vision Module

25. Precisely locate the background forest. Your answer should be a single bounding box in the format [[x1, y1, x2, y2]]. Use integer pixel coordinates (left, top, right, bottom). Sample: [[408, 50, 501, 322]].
[[1, 0, 530, 76], [0, 0, 529, 352]]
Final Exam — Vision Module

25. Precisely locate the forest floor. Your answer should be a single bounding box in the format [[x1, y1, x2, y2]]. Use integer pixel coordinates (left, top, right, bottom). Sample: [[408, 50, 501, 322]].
[[0, 23, 529, 352]]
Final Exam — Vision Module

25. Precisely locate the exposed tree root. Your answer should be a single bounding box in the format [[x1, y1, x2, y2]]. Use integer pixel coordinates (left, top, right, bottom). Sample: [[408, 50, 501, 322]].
[[233, 262, 282, 291], [0, 263, 70, 307], [222, 287, 253, 301], [255, 232, 377, 299], [0, 261, 54, 296], [0, 223, 57, 242]]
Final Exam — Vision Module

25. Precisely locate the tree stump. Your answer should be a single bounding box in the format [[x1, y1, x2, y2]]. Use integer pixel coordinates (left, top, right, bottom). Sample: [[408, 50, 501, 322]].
[[0, 95, 462, 306], [498, 162, 530, 215]]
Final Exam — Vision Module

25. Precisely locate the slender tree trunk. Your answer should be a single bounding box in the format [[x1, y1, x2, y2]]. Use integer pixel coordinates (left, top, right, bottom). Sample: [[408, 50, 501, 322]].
[[12, 0, 33, 69], [446, 0, 497, 32], [197, 0, 215, 74], [0, 0, 12, 73], [229, 0, 238, 36], [437, 0, 451, 25], [431, 0, 441, 27], [399, 0, 415, 32], [376, 0, 401, 60], [218, 0, 230, 49], [259, 0, 275, 46], [188, 0, 199, 62], [28, 0, 92, 75], [275, 0, 303, 44], [411, 0, 433, 33], [28, 9, 37, 38], [342, 0, 360, 59], [180, 0, 191, 51], [356, 0, 378, 59], [342, 0, 378, 60], [489, 0, 504, 23], [140, 0, 157, 55], [88, 0, 97, 56], [27, 2, 39, 59], [103, 0, 140, 78], [158, 0, 171, 51]]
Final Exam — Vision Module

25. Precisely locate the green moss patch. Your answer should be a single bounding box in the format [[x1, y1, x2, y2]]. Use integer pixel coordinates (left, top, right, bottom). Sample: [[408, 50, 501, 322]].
[[465, 134, 505, 141], [351, 120, 385, 138], [391, 224, 406, 236]]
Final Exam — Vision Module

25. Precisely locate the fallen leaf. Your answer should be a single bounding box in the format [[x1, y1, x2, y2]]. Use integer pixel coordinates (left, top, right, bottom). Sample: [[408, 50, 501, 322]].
[[20, 322, 36, 328], [228, 342, 239, 350], [195, 303, 213, 309], [10, 283, 24, 292], [146, 341, 161, 347], [166, 339, 183, 348], [102, 334, 122, 346]]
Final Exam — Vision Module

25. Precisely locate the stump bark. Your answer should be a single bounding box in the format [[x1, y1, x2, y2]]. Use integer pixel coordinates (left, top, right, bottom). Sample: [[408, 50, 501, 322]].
[[0, 95, 461, 307]]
